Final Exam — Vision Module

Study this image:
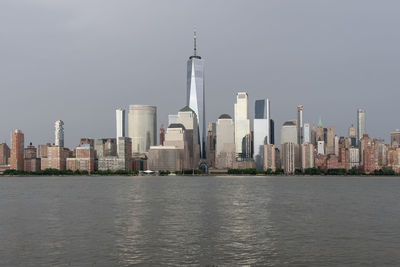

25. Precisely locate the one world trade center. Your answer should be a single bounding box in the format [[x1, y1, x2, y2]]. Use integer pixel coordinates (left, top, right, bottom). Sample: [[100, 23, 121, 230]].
[[186, 31, 205, 159]]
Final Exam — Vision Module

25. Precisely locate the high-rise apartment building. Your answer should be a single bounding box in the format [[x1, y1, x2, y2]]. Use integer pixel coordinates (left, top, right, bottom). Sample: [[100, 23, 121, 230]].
[[234, 92, 251, 159], [186, 31, 205, 158], [128, 105, 157, 155], [67, 144, 95, 173], [349, 147, 360, 169], [281, 142, 299, 174], [254, 99, 270, 169], [348, 124, 356, 138], [41, 146, 68, 170], [390, 130, 400, 148], [55, 120, 64, 147], [0, 143, 10, 166], [10, 129, 24, 170], [24, 143, 40, 172], [263, 144, 276, 171], [357, 109, 366, 140], [301, 142, 314, 170]]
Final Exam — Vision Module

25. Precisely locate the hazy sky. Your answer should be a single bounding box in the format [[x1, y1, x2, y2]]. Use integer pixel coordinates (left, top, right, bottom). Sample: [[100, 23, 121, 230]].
[[1, 0, 399, 147]]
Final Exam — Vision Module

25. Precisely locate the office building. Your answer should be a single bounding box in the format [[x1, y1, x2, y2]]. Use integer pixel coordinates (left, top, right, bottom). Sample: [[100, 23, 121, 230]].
[[316, 119, 324, 142], [254, 99, 270, 169], [160, 125, 165, 146], [116, 108, 125, 139], [10, 129, 24, 170], [55, 120, 64, 147], [297, 105, 303, 144], [168, 114, 178, 126], [357, 109, 366, 140], [206, 122, 216, 168], [186, 30, 205, 158], [128, 105, 157, 155], [215, 114, 235, 169], [311, 124, 317, 146], [281, 120, 297, 145], [177, 106, 200, 169], [234, 92, 251, 158], [326, 126, 334, 155], [270, 119, 275, 145], [317, 141, 325, 155], [334, 135, 339, 156], [303, 123, 310, 144]]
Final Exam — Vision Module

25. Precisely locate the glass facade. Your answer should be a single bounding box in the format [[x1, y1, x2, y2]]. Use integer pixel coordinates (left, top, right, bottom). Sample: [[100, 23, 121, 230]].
[[187, 57, 205, 159]]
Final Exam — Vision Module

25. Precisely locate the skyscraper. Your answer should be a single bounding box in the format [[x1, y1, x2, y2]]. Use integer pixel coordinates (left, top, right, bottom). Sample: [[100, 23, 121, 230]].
[[281, 120, 297, 145], [215, 114, 235, 169], [326, 126, 334, 155], [234, 92, 251, 158], [186, 30, 205, 158], [55, 120, 64, 147], [128, 105, 157, 155], [177, 106, 200, 168], [270, 119, 275, 145], [116, 108, 125, 139], [357, 109, 366, 140], [297, 105, 303, 145], [0, 143, 10, 166], [10, 129, 24, 170], [348, 124, 356, 138], [390, 130, 400, 148], [254, 99, 270, 169], [303, 123, 310, 144]]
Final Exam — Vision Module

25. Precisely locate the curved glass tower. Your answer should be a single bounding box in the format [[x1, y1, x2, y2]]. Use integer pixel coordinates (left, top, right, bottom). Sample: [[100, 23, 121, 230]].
[[186, 31, 205, 158]]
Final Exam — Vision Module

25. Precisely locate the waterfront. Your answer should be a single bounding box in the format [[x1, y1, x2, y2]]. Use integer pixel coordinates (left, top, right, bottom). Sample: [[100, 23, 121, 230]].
[[1, 176, 399, 266]]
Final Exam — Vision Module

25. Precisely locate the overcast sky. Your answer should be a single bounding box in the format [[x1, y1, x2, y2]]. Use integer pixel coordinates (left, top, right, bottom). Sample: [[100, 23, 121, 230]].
[[1, 0, 399, 147]]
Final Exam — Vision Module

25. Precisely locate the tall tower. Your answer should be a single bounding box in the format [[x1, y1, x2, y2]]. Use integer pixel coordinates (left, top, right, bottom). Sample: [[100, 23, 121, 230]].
[[254, 99, 270, 169], [128, 105, 157, 155], [357, 109, 366, 140], [116, 108, 125, 139], [234, 92, 251, 158], [55, 120, 64, 147], [297, 105, 303, 145], [10, 129, 24, 170], [186, 30, 205, 158]]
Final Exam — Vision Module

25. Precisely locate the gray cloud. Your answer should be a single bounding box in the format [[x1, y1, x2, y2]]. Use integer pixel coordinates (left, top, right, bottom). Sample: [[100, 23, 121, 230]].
[[0, 0, 399, 147]]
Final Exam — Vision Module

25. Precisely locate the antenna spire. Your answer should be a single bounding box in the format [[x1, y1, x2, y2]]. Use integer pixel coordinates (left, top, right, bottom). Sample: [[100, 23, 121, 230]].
[[193, 28, 197, 56]]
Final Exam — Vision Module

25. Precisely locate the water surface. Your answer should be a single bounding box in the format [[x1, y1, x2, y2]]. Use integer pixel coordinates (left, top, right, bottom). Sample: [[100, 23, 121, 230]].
[[0, 176, 399, 266]]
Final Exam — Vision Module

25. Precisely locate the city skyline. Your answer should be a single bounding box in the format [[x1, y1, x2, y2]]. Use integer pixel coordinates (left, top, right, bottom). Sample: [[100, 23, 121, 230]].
[[1, 1, 399, 147]]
